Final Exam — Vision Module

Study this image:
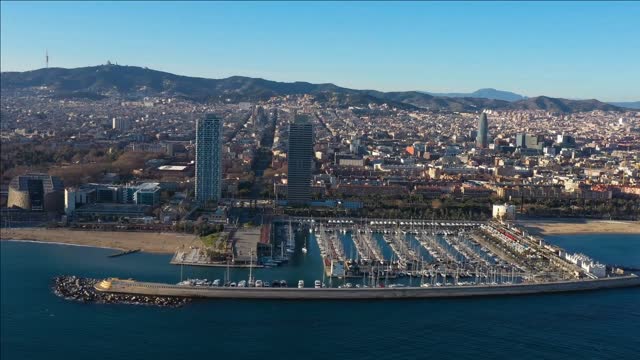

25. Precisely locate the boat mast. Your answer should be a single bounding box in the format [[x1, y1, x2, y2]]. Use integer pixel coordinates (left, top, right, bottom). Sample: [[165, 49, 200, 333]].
[[248, 249, 253, 284], [226, 256, 230, 284]]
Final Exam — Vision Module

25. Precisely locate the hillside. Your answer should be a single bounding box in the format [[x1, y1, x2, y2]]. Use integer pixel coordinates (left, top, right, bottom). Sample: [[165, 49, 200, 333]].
[[0, 64, 628, 113], [607, 101, 640, 110], [511, 96, 623, 113]]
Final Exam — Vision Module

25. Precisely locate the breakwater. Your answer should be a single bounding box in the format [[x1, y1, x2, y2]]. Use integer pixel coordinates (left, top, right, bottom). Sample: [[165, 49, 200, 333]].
[[94, 275, 640, 300], [108, 249, 140, 258], [53, 276, 189, 307]]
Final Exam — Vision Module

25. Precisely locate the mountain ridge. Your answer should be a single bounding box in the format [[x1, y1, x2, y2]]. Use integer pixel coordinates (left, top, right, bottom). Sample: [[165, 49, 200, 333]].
[[0, 64, 630, 113], [422, 88, 526, 102]]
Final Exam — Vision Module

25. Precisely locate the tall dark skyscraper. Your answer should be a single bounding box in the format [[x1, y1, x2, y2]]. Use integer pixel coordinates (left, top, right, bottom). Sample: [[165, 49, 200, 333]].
[[195, 114, 222, 204], [287, 115, 314, 206], [476, 112, 489, 149]]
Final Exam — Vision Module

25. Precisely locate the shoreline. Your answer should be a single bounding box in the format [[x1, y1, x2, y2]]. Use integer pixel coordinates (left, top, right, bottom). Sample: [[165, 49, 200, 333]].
[[515, 219, 640, 236], [0, 228, 202, 254], [2, 239, 123, 251]]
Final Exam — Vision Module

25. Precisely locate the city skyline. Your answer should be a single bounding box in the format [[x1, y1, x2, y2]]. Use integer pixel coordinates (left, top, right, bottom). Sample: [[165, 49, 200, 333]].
[[2, 2, 639, 359], [1, 1, 639, 101]]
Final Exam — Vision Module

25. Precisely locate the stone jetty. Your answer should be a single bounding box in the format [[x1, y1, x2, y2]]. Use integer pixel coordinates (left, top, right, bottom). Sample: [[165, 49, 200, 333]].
[[52, 276, 189, 307]]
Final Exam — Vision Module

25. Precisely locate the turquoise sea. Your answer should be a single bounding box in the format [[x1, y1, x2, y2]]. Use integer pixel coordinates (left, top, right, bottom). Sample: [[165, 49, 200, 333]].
[[1, 233, 639, 359]]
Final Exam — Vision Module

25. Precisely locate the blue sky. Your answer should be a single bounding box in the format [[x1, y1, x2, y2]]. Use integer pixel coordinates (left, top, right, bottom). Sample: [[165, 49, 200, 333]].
[[1, 1, 639, 101]]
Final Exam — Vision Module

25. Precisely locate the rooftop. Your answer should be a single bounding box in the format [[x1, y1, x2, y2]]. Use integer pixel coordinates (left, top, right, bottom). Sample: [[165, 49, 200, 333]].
[[157, 165, 188, 171]]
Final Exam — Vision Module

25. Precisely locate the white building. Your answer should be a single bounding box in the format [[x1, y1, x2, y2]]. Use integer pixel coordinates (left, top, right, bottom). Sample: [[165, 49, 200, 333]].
[[562, 252, 607, 278], [493, 204, 516, 220]]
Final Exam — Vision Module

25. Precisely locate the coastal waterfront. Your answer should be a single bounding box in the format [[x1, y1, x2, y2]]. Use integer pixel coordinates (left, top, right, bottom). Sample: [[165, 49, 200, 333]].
[[0, 228, 200, 254], [517, 219, 640, 236], [2, 234, 640, 359]]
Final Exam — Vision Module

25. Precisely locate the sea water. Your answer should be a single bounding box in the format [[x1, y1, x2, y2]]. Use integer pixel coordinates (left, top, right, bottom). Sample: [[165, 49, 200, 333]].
[[1, 234, 639, 359]]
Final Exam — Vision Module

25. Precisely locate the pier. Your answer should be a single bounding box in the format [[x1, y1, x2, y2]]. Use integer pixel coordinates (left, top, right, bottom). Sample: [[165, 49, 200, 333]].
[[92, 275, 640, 300]]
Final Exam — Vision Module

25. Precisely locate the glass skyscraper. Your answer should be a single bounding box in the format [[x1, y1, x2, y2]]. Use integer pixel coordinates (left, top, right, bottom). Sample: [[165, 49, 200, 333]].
[[287, 115, 314, 206], [195, 114, 222, 204], [476, 112, 489, 149]]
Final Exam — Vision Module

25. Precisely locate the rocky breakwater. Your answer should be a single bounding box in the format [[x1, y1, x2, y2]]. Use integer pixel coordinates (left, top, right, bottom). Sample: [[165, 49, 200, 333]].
[[52, 276, 190, 307]]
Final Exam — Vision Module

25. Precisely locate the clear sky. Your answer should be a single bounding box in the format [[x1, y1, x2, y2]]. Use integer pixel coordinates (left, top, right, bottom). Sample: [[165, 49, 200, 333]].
[[1, 1, 639, 101]]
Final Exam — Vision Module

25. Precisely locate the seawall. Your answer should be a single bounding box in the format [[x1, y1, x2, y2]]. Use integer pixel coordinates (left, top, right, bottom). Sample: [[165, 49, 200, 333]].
[[96, 275, 640, 300]]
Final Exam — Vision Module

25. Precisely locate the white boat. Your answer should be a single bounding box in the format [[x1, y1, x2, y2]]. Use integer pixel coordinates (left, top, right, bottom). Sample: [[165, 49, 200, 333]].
[[302, 235, 308, 254], [314, 280, 322, 288], [298, 280, 305, 288]]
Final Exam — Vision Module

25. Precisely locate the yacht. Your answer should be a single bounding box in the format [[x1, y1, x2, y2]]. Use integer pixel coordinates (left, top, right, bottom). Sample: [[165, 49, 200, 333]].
[[297, 280, 305, 288], [314, 280, 322, 288], [255, 280, 263, 287]]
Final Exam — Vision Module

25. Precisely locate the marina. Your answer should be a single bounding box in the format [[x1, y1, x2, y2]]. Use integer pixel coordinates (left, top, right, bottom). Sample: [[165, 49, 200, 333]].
[[40, 217, 639, 304], [55, 218, 640, 303], [161, 217, 639, 289], [297, 220, 551, 285]]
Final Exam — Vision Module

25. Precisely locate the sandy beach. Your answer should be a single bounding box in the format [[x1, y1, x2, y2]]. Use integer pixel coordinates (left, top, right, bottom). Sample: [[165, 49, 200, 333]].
[[0, 228, 203, 253], [516, 219, 640, 236]]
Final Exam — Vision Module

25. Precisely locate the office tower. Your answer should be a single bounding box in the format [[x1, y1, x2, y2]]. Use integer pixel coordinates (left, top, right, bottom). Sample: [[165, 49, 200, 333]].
[[517, 133, 545, 150], [287, 115, 314, 206], [476, 113, 489, 148], [112, 118, 131, 131], [195, 114, 222, 204], [556, 134, 576, 147]]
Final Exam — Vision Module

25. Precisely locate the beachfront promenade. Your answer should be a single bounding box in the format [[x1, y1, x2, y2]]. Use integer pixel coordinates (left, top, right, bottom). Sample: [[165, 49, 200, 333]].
[[95, 275, 640, 300]]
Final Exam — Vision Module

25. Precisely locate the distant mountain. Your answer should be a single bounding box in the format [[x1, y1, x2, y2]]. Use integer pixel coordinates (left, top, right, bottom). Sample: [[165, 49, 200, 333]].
[[607, 101, 640, 110], [423, 88, 526, 102], [0, 65, 627, 113], [512, 96, 623, 113]]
